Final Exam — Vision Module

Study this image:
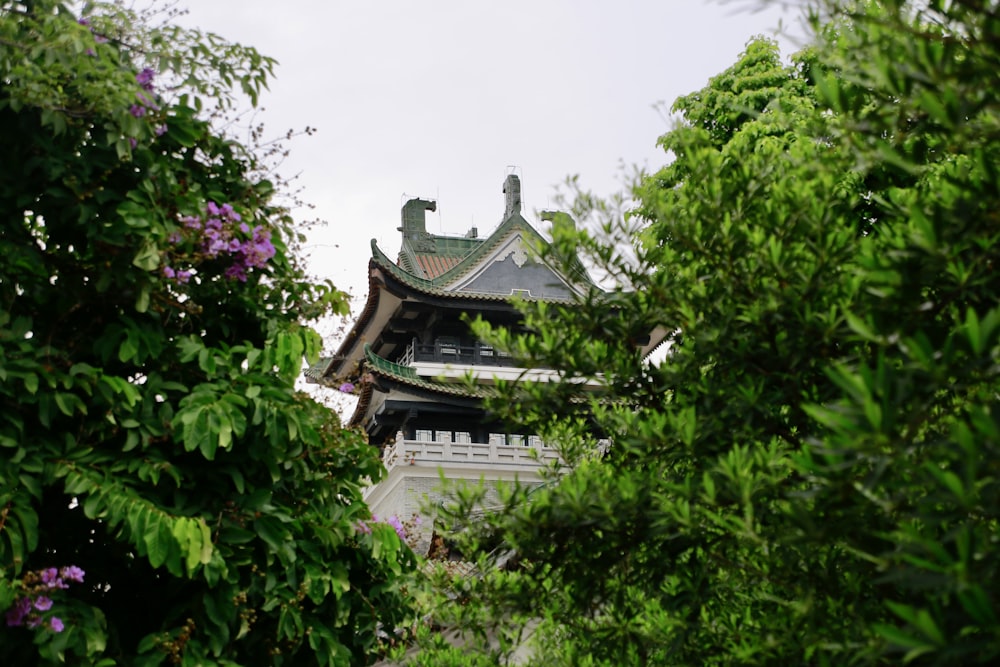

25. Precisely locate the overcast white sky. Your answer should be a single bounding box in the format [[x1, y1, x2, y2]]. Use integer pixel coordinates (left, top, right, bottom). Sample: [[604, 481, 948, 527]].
[[176, 1, 807, 342]]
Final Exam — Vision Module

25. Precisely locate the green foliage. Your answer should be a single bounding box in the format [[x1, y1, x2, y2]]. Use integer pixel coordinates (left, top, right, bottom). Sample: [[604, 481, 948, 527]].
[[0, 2, 414, 664], [410, 2, 1000, 665]]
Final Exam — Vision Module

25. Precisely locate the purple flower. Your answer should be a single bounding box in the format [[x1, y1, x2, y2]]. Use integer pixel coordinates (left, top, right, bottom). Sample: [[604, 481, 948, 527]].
[[205, 237, 228, 259], [182, 216, 201, 230], [136, 68, 155, 91], [175, 270, 192, 284], [219, 203, 240, 221], [5, 597, 31, 626], [128, 138, 138, 149], [386, 516, 407, 540], [155, 124, 168, 137], [239, 222, 250, 234], [33, 596, 53, 612], [40, 568, 59, 586], [60, 566, 85, 583], [129, 104, 145, 118], [162, 266, 176, 279], [355, 521, 371, 535], [168, 231, 183, 244], [224, 264, 247, 282], [242, 230, 275, 269], [338, 382, 355, 393], [135, 91, 159, 111], [27, 616, 43, 629], [79, 15, 108, 43], [49, 617, 64, 633], [206, 201, 222, 217], [86, 48, 95, 57]]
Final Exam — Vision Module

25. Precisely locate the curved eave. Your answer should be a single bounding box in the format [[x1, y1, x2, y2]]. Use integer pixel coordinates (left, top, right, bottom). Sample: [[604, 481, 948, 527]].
[[363, 344, 491, 399], [346, 380, 376, 428], [304, 355, 334, 383], [346, 352, 487, 428], [640, 325, 672, 359], [309, 251, 399, 386], [396, 244, 426, 279]]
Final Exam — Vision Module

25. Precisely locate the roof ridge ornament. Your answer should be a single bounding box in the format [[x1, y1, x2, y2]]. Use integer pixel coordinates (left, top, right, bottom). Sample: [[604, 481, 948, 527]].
[[503, 174, 521, 219], [399, 197, 436, 238], [399, 197, 437, 253]]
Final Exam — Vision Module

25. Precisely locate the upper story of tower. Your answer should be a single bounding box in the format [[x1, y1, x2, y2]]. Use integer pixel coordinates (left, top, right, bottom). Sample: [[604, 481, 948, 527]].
[[303, 173, 608, 440], [308, 175, 597, 383]]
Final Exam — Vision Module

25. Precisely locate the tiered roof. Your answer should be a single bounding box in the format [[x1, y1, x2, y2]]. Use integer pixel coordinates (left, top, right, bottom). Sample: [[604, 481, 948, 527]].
[[304, 174, 622, 438], [308, 175, 594, 390]]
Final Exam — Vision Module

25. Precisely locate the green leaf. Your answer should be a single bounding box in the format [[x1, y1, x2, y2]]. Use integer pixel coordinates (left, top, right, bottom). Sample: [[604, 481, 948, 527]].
[[874, 623, 933, 653], [197, 518, 213, 566], [119, 330, 140, 363], [168, 119, 200, 147], [886, 601, 945, 646], [844, 310, 878, 341], [54, 392, 86, 416], [171, 517, 211, 575], [957, 586, 998, 626], [198, 348, 217, 375], [203, 590, 229, 628], [136, 283, 151, 313], [143, 514, 171, 569], [922, 462, 967, 505], [254, 515, 288, 552], [132, 242, 161, 271]]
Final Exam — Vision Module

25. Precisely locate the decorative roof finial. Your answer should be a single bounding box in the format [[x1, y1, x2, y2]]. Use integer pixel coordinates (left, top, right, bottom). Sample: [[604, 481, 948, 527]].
[[503, 174, 521, 218], [399, 198, 436, 240]]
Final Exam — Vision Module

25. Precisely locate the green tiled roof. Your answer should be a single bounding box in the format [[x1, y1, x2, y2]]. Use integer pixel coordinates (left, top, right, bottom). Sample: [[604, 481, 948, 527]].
[[399, 234, 483, 280], [364, 344, 418, 380], [363, 344, 490, 398], [304, 356, 334, 383], [310, 176, 602, 389], [369, 216, 582, 304]]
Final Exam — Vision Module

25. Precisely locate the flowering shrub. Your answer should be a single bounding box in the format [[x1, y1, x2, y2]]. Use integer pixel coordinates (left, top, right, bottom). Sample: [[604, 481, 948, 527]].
[[0, 2, 413, 665], [357, 514, 423, 550], [161, 201, 277, 284], [126, 66, 162, 146], [4, 566, 85, 633]]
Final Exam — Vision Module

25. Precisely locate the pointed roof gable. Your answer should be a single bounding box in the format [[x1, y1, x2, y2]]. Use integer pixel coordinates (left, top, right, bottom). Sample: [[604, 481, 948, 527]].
[[376, 174, 593, 299], [307, 174, 600, 388], [395, 197, 483, 280]]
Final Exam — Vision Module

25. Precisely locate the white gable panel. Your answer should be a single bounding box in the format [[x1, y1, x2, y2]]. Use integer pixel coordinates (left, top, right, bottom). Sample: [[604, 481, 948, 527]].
[[446, 232, 582, 298]]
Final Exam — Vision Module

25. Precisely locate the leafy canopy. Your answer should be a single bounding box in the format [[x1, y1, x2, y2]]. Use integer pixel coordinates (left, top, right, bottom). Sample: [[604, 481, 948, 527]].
[[409, 1, 1000, 665], [0, 2, 414, 665]]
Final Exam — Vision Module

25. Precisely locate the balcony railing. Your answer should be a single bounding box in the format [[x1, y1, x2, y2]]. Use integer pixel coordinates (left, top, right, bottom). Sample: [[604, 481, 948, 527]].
[[397, 338, 514, 367], [381, 438, 561, 470]]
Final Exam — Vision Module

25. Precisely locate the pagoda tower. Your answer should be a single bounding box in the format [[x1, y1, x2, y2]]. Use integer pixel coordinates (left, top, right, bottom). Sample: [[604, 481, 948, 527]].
[[307, 175, 599, 547]]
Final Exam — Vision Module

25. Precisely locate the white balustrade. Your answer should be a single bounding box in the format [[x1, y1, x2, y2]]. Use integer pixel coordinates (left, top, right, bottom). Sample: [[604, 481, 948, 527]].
[[381, 438, 561, 470]]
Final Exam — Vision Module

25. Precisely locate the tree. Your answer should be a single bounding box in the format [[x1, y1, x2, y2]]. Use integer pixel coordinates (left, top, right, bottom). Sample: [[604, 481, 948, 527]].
[[408, 2, 1000, 665], [0, 2, 414, 665]]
